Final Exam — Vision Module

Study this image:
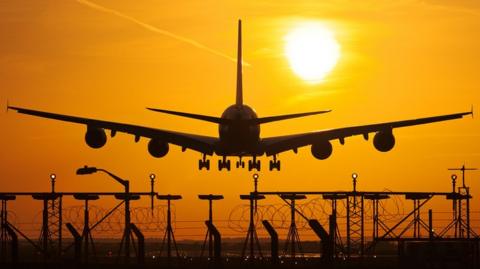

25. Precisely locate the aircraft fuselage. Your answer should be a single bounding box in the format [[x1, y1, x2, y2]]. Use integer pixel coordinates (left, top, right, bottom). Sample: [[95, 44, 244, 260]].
[[217, 104, 260, 156]]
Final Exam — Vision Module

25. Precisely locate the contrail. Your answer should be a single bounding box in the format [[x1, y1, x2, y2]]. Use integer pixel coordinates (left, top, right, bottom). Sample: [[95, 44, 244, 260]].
[[76, 0, 246, 65]]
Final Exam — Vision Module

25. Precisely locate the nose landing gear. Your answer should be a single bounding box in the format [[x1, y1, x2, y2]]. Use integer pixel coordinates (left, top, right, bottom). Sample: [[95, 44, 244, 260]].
[[236, 157, 245, 168], [198, 154, 210, 170]]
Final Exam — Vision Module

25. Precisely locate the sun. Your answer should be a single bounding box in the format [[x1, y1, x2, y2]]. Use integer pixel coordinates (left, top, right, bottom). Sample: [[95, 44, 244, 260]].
[[284, 22, 340, 84]]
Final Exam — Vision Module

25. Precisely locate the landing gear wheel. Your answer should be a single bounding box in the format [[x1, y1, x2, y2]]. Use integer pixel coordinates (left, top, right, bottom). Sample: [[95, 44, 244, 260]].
[[226, 160, 231, 171], [218, 159, 223, 171], [269, 160, 280, 171], [205, 159, 210, 170], [198, 158, 210, 170]]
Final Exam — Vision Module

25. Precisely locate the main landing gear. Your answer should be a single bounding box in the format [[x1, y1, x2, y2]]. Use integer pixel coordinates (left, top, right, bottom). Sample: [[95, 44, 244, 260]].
[[218, 156, 231, 171], [248, 156, 261, 171], [269, 155, 281, 171], [200, 155, 280, 171], [198, 154, 210, 170]]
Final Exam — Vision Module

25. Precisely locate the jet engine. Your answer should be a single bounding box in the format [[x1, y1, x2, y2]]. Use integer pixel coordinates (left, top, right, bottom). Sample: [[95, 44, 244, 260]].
[[148, 139, 169, 158], [373, 130, 395, 152], [311, 140, 333, 160], [85, 127, 107, 149]]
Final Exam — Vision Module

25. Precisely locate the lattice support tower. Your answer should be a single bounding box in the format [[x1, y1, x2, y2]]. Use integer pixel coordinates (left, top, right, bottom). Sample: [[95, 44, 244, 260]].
[[240, 193, 265, 260], [280, 194, 306, 260], [0, 195, 16, 262], [157, 194, 182, 265], [346, 173, 364, 257]]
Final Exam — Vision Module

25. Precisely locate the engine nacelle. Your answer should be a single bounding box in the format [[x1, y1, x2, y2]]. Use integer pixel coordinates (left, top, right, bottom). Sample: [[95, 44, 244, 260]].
[[148, 139, 169, 158], [311, 140, 333, 160], [85, 127, 107, 149], [373, 130, 395, 152]]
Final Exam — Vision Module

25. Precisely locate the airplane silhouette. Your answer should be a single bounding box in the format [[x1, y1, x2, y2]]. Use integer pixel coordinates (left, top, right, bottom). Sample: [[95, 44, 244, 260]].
[[8, 20, 473, 171]]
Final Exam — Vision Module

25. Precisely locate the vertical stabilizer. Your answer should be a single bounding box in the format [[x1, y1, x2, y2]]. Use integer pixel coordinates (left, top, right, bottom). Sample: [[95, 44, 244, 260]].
[[236, 20, 243, 106]]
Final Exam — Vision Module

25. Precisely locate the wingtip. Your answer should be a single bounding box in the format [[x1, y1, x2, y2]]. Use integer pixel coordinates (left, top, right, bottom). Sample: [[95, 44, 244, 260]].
[[5, 99, 11, 113]]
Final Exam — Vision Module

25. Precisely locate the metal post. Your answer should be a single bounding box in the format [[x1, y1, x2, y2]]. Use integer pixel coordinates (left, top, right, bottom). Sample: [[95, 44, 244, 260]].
[[83, 200, 88, 262], [158, 194, 182, 264], [130, 224, 145, 265], [58, 196, 62, 256], [428, 209, 433, 240], [360, 196, 364, 256], [125, 181, 130, 263], [249, 198, 254, 259], [66, 223, 81, 263], [150, 174, 155, 215], [458, 193, 463, 237], [167, 199, 172, 262], [346, 197, 350, 257], [329, 214, 336, 259], [291, 199, 295, 259], [240, 194, 264, 260], [262, 220, 278, 264], [42, 199, 48, 258], [199, 194, 223, 260], [466, 187, 471, 239], [452, 175, 458, 238], [209, 199, 213, 258]]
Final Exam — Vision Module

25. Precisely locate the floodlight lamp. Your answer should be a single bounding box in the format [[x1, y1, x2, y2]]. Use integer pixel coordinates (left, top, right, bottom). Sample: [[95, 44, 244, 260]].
[[76, 165, 98, 175]]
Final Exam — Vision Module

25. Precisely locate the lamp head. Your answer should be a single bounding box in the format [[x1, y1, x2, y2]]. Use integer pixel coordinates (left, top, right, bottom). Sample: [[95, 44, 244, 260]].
[[451, 174, 457, 181], [50, 173, 56, 180], [150, 173, 156, 180], [76, 165, 98, 175], [352, 173, 358, 180], [253, 173, 259, 180]]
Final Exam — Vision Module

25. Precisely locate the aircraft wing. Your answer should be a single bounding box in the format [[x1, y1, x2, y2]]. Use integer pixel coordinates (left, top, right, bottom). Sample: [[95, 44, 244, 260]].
[[8, 106, 218, 155], [262, 111, 472, 156]]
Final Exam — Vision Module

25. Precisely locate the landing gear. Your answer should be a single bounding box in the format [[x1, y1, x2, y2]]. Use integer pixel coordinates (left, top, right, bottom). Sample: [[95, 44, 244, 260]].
[[269, 155, 281, 171], [218, 156, 231, 171], [236, 157, 245, 168], [198, 154, 210, 170], [248, 157, 261, 171]]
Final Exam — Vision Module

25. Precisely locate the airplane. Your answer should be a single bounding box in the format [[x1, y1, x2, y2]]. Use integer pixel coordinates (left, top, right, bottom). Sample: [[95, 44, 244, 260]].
[[7, 20, 473, 171]]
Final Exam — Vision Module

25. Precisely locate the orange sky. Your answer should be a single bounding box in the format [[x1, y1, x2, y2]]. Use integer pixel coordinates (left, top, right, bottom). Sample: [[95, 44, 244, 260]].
[[1, 0, 479, 239]]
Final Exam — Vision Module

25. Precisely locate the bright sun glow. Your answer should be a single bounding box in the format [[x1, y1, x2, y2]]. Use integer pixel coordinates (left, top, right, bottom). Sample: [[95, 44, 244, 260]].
[[285, 22, 340, 83]]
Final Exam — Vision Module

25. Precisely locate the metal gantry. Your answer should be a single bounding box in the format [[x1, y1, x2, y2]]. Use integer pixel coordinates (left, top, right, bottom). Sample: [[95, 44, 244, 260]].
[[280, 194, 306, 260], [0, 167, 479, 267]]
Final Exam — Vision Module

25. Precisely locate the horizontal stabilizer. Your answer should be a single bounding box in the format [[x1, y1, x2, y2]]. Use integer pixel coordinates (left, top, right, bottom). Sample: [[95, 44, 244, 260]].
[[254, 110, 331, 124], [147, 107, 228, 124]]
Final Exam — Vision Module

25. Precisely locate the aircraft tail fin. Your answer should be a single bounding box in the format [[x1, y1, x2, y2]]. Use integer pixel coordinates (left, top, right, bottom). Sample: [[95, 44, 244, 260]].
[[236, 19, 243, 106]]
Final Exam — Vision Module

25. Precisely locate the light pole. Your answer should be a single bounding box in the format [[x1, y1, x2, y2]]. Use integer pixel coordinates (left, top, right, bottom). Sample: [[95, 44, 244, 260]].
[[149, 173, 156, 215], [76, 166, 129, 193], [76, 165, 131, 263]]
